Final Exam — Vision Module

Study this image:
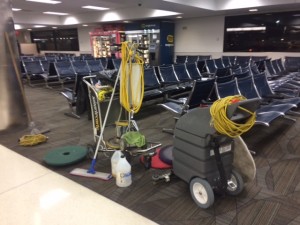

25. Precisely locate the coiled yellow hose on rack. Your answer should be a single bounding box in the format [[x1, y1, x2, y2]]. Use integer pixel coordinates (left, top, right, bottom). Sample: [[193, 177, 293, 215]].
[[210, 95, 256, 138], [120, 42, 144, 114]]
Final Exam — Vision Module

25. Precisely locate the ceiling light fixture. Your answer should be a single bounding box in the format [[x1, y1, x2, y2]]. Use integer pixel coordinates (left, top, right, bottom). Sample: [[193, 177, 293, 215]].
[[82, 24, 88, 26], [43, 11, 69, 15], [102, 12, 120, 21], [14, 24, 21, 30], [249, 8, 258, 12], [82, 5, 109, 10], [63, 17, 79, 25], [26, 0, 61, 4], [151, 9, 180, 17], [227, 26, 266, 32], [12, 8, 22, 11], [52, 27, 57, 29], [34, 25, 47, 28], [176, 16, 182, 18]]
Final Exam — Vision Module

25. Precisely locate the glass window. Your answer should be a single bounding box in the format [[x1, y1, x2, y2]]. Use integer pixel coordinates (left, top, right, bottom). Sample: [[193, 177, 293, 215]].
[[224, 11, 300, 52], [30, 28, 79, 51]]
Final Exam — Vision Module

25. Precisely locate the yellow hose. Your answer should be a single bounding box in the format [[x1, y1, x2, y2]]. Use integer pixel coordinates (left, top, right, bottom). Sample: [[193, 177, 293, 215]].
[[120, 42, 144, 114], [210, 95, 256, 138]]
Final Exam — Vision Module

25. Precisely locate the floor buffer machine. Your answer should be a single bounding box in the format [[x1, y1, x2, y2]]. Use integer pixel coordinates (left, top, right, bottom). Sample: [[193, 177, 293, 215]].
[[143, 96, 259, 208], [70, 42, 160, 180]]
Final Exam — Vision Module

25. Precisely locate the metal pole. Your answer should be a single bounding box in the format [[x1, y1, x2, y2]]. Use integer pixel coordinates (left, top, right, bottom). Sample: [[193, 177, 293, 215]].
[[0, 0, 29, 132]]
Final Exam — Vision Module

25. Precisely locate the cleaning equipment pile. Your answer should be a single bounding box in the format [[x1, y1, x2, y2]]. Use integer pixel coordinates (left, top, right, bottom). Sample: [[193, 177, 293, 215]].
[[70, 41, 161, 182]]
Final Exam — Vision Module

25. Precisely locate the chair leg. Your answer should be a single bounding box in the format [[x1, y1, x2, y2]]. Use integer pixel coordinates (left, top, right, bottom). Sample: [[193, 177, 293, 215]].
[[283, 115, 297, 122], [162, 128, 174, 134], [45, 79, 53, 89], [162, 116, 179, 135], [64, 111, 80, 119], [287, 110, 300, 117], [64, 101, 80, 119], [27, 76, 34, 87]]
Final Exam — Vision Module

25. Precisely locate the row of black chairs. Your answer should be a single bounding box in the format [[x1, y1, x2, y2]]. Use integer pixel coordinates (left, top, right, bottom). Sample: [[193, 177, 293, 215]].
[[216, 73, 300, 126], [21, 59, 108, 88], [143, 64, 202, 102], [198, 56, 300, 78], [201, 57, 300, 98], [263, 58, 300, 97], [22, 54, 300, 123], [59, 61, 208, 119], [175, 55, 212, 64], [22, 59, 114, 119], [80, 56, 300, 131], [20, 56, 120, 82], [175, 55, 268, 72], [284, 56, 300, 72], [88, 58, 299, 109], [159, 72, 300, 139], [203, 56, 267, 75], [21, 54, 95, 62], [56, 60, 118, 119]]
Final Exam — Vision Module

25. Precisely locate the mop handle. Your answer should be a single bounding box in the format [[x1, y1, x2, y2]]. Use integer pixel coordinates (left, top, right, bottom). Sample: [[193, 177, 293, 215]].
[[92, 64, 122, 159]]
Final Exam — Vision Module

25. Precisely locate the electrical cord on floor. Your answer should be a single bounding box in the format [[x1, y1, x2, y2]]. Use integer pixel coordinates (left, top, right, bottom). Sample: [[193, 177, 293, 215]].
[[19, 134, 48, 146], [210, 95, 256, 138]]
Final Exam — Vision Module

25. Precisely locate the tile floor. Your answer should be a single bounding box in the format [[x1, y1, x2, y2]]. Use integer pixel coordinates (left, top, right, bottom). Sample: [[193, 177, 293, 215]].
[[0, 144, 158, 225]]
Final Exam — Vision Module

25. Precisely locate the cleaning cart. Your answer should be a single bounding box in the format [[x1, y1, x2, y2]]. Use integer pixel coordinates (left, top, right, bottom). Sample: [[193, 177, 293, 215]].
[[82, 74, 160, 158], [71, 42, 161, 180], [147, 96, 259, 208]]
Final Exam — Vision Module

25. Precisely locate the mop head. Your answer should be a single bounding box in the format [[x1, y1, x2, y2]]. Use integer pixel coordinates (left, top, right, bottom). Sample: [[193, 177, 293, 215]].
[[19, 134, 48, 146], [70, 168, 112, 181]]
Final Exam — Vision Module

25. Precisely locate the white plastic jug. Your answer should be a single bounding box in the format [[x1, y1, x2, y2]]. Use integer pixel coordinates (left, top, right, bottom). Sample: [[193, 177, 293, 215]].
[[111, 150, 122, 177], [116, 155, 132, 187]]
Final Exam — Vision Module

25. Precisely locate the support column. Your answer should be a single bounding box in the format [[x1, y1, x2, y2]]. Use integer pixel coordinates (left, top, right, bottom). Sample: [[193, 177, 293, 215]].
[[0, 0, 29, 132]]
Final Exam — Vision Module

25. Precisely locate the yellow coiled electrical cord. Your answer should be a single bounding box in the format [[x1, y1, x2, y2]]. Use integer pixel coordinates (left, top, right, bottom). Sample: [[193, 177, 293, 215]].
[[210, 95, 256, 138], [19, 134, 48, 146], [97, 87, 113, 102], [120, 41, 144, 114]]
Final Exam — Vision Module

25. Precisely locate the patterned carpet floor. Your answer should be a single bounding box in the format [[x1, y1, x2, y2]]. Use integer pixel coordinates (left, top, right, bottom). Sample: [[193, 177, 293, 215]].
[[1, 85, 300, 225]]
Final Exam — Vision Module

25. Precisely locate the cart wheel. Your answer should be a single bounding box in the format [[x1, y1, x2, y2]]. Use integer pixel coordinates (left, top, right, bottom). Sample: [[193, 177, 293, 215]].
[[152, 173, 161, 182], [190, 177, 214, 209], [226, 170, 244, 196]]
